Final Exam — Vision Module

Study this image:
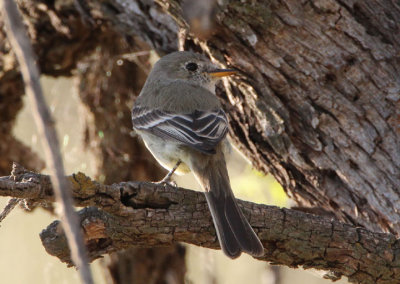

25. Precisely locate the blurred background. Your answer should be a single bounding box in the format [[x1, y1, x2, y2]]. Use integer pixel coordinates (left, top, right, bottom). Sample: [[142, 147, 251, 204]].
[[0, 75, 348, 283]]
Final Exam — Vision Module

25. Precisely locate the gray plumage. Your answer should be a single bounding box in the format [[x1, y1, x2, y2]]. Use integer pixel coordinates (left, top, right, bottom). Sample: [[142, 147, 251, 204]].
[[132, 51, 264, 258]]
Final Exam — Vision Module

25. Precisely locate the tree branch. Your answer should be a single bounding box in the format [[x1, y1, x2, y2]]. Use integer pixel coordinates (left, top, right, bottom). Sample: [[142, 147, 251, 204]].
[[1, 164, 399, 283]]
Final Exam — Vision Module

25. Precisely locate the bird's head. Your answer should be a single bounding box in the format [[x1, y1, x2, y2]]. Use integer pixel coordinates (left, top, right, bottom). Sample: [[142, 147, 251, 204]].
[[149, 51, 236, 91]]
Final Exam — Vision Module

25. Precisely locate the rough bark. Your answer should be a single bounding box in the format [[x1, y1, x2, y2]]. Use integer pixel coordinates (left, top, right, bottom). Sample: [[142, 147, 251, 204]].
[[1, 166, 400, 284], [192, 0, 400, 235]]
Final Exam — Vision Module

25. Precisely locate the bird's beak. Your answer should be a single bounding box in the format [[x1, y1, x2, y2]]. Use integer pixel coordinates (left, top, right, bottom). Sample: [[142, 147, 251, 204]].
[[208, 69, 237, 78]]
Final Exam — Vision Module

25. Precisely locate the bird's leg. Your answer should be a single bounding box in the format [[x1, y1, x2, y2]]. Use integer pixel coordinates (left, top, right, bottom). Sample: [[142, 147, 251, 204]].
[[157, 160, 182, 185]]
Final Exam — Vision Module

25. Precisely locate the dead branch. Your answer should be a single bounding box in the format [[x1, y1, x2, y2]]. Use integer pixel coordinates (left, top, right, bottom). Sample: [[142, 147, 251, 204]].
[[0, 164, 399, 283]]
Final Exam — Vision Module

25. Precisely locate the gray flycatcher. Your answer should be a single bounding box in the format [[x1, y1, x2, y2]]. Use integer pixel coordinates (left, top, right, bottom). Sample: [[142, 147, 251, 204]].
[[131, 51, 264, 258]]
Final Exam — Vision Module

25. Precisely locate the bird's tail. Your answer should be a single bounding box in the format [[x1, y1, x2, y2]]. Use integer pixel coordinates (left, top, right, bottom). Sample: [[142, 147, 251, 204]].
[[190, 151, 264, 259]]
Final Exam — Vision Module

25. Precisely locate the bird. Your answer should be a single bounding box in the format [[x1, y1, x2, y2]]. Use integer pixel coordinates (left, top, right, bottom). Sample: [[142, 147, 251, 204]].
[[131, 51, 264, 258]]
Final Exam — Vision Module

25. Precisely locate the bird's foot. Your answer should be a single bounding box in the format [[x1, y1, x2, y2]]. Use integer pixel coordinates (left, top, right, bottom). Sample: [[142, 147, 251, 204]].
[[155, 179, 177, 187], [155, 160, 181, 187]]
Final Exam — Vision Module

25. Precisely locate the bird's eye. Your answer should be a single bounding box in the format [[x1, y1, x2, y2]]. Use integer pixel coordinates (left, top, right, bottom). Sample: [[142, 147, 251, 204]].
[[185, 62, 198, 72]]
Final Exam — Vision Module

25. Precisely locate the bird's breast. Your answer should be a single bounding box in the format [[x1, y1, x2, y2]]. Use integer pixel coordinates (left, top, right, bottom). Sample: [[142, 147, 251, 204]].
[[137, 131, 191, 175]]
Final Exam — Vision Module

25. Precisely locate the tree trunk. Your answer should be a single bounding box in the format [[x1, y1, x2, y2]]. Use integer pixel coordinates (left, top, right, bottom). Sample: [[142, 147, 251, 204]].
[[183, 0, 400, 235]]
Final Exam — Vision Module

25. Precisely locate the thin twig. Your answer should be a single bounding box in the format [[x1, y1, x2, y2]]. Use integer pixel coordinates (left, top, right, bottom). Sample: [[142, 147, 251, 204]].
[[1, 1, 93, 284], [0, 198, 19, 224]]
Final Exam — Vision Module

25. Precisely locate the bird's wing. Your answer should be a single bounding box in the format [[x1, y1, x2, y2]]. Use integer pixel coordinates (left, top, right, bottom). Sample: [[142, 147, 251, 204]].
[[132, 106, 228, 154]]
